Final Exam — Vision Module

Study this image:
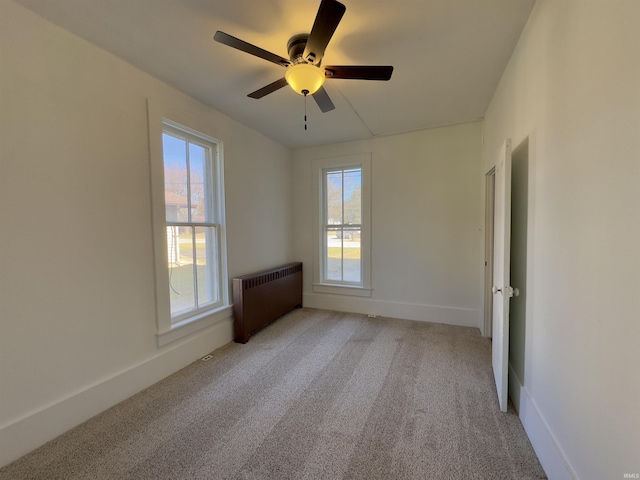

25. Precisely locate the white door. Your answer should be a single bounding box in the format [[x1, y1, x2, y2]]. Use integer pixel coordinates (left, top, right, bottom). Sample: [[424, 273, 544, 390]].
[[492, 139, 514, 413]]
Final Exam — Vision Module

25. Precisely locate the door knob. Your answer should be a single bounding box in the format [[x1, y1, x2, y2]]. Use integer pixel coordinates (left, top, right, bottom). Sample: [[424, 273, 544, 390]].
[[492, 286, 520, 296], [505, 286, 520, 297]]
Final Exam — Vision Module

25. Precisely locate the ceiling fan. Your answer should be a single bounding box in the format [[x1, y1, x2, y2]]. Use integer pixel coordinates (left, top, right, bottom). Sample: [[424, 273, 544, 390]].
[[214, 0, 394, 113]]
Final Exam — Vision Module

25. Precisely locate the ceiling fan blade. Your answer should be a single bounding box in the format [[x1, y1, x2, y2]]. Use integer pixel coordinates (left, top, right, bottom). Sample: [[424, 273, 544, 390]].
[[214, 31, 291, 67], [247, 78, 289, 99], [312, 86, 335, 112], [324, 65, 394, 81], [303, 0, 346, 65]]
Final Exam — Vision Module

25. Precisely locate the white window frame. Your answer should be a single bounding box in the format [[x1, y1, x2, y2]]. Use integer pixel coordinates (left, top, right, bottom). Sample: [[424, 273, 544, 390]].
[[148, 100, 231, 346], [312, 153, 372, 297], [162, 123, 224, 320]]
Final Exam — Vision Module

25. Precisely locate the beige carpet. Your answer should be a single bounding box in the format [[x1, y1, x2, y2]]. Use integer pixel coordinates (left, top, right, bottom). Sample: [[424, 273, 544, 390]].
[[0, 308, 546, 479]]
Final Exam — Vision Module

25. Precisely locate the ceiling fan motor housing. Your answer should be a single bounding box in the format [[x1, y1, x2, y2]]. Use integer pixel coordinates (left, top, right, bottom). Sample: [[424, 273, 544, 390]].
[[287, 34, 312, 64]]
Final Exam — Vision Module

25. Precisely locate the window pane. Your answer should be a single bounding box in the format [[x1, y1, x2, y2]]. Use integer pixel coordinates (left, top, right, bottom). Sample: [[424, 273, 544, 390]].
[[163, 133, 189, 223], [343, 168, 362, 225], [325, 227, 362, 283], [195, 226, 218, 307], [168, 226, 196, 316], [189, 142, 208, 223], [343, 227, 362, 283], [326, 227, 343, 281], [326, 171, 343, 225]]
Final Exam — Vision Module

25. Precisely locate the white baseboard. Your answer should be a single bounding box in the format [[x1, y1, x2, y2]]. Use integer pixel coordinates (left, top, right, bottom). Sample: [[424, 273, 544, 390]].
[[509, 364, 578, 480], [0, 317, 233, 468], [303, 292, 480, 328]]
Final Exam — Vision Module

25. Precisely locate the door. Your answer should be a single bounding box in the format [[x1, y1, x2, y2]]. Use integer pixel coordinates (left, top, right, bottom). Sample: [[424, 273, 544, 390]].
[[492, 139, 513, 413], [484, 170, 495, 337]]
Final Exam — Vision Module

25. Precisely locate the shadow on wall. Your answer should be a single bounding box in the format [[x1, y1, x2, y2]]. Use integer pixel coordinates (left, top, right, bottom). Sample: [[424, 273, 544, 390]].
[[509, 137, 529, 391]]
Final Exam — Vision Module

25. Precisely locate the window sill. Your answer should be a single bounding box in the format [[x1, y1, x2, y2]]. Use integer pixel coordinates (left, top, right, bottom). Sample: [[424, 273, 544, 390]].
[[156, 304, 233, 347], [312, 283, 372, 297]]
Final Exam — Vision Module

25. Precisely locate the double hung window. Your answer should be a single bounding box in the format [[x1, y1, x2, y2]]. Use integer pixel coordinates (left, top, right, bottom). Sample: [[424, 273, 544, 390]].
[[162, 125, 223, 321], [323, 167, 363, 284], [312, 153, 371, 297], [148, 100, 230, 346]]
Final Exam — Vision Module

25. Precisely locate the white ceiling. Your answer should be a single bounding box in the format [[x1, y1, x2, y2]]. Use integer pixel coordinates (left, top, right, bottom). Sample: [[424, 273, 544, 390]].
[[15, 0, 535, 148]]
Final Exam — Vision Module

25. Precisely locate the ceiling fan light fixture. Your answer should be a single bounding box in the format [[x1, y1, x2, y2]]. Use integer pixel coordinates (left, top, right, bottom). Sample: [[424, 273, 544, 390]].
[[285, 63, 325, 95]]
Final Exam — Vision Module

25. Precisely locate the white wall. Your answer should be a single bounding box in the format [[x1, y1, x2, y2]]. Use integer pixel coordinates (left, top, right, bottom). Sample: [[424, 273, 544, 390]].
[[0, 1, 292, 467], [293, 122, 484, 329], [482, 1, 640, 478]]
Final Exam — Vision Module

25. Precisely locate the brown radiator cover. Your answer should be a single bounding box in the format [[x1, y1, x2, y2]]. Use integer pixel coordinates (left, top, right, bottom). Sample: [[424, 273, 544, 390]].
[[232, 262, 303, 343]]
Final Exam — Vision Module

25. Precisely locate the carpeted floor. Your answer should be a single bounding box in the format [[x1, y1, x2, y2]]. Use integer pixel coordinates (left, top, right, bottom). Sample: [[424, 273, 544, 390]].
[[0, 308, 546, 479]]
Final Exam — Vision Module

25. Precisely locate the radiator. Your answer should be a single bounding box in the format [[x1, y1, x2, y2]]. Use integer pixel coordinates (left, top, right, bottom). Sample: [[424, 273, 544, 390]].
[[232, 262, 303, 343]]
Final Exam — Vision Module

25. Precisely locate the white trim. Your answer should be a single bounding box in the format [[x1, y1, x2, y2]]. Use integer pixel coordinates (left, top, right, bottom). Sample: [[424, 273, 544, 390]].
[[303, 293, 480, 328], [0, 318, 232, 468], [156, 305, 233, 346], [311, 283, 372, 297], [509, 364, 578, 480], [312, 153, 372, 295]]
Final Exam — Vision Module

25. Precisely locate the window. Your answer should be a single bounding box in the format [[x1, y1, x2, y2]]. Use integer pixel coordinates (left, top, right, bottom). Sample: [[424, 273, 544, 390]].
[[148, 100, 230, 346], [312, 153, 372, 297], [323, 167, 363, 284], [162, 125, 222, 321]]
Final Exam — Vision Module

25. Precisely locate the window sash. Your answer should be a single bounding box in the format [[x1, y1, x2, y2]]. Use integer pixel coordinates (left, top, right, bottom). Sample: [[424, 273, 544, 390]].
[[323, 225, 362, 284], [163, 127, 217, 225], [167, 224, 222, 322]]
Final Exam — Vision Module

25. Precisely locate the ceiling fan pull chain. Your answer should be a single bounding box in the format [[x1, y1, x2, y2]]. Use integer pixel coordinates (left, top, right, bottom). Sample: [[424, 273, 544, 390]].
[[303, 89, 309, 131]]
